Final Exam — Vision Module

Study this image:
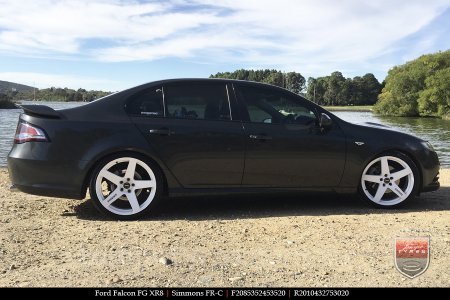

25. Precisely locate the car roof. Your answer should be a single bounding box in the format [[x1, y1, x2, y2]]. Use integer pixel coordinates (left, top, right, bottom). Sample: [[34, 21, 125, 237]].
[[127, 78, 291, 94]]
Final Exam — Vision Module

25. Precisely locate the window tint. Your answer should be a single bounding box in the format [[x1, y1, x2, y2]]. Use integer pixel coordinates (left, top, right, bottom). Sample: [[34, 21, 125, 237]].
[[165, 83, 231, 121], [126, 88, 164, 117], [238, 86, 317, 125]]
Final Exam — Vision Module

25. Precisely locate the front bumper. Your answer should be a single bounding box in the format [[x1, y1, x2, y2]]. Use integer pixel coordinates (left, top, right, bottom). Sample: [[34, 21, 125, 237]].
[[419, 149, 440, 193], [421, 171, 440, 193]]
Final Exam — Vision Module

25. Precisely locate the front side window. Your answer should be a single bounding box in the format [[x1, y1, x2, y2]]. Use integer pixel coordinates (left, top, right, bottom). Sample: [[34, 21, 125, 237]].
[[164, 83, 231, 121], [126, 88, 164, 117], [238, 85, 317, 125]]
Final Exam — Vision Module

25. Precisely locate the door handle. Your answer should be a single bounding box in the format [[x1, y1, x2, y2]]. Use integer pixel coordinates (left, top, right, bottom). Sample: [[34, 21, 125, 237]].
[[249, 134, 272, 140], [149, 128, 173, 136]]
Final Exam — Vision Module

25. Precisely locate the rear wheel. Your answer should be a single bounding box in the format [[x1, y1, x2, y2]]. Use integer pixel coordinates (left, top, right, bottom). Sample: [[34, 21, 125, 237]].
[[89, 154, 162, 219], [359, 152, 419, 207]]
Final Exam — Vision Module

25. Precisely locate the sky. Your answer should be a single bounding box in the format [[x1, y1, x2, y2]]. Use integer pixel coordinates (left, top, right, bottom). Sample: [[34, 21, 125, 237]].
[[0, 0, 449, 91]]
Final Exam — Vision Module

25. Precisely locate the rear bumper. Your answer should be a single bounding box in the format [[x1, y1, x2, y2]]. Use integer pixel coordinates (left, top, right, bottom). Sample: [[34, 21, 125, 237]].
[[12, 183, 83, 199], [7, 147, 86, 200]]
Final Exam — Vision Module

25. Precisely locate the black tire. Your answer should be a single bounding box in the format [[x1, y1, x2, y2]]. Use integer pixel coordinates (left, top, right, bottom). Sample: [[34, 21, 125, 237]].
[[358, 151, 420, 208], [89, 153, 164, 220]]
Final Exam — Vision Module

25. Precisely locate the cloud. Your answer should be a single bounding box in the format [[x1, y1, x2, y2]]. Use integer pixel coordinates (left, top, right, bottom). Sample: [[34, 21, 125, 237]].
[[0, 72, 118, 90], [0, 0, 449, 79], [0, 0, 220, 54]]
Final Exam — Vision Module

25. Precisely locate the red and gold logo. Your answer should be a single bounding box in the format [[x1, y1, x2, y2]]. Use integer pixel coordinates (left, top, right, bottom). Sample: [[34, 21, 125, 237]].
[[394, 237, 430, 278]]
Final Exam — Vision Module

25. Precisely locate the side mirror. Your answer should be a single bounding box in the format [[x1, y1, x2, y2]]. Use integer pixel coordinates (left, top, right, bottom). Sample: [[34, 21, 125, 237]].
[[320, 113, 333, 129]]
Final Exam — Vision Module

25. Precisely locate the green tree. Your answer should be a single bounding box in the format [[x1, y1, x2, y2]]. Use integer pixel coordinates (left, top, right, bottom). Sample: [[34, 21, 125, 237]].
[[285, 72, 306, 94], [361, 73, 382, 105], [0, 92, 9, 101], [306, 77, 327, 105], [10, 87, 111, 102], [350, 76, 364, 105], [418, 67, 450, 117], [339, 78, 352, 106], [324, 71, 345, 106], [210, 69, 305, 94], [263, 71, 284, 87], [346, 73, 382, 105], [306, 72, 382, 106], [0, 92, 17, 108], [306, 77, 317, 102], [375, 50, 450, 117]]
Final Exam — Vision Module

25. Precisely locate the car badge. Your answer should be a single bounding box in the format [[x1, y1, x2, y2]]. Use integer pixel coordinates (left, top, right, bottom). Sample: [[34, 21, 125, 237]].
[[394, 236, 430, 278]]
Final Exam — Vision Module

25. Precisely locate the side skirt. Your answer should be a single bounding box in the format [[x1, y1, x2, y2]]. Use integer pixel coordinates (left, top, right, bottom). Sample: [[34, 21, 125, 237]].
[[167, 187, 342, 198]]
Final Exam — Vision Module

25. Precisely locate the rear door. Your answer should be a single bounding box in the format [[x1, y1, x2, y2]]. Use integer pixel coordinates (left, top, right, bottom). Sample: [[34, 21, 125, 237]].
[[128, 81, 245, 188]]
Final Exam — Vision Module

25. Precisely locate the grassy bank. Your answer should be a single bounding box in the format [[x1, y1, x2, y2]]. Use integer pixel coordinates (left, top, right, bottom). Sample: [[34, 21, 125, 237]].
[[322, 105, 373, 112]]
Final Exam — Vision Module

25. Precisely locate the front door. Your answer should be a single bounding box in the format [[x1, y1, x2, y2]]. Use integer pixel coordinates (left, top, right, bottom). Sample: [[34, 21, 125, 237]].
[[235, 84, 346, 188], [129, 82, 245, 188]]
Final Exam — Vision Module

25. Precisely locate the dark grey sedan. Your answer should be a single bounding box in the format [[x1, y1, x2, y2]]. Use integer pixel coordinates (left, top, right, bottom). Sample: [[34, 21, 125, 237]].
[[8, 79, 440, 219]]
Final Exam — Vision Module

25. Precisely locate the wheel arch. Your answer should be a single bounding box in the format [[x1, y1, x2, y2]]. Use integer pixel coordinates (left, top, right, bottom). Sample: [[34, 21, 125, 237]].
[[81, 149, 171, 197], [362, 148, 423, 194], [388, 148, 423, 194]]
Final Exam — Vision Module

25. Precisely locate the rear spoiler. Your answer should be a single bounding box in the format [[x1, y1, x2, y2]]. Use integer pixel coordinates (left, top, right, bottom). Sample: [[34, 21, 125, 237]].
[[19, 105, 61, 119]]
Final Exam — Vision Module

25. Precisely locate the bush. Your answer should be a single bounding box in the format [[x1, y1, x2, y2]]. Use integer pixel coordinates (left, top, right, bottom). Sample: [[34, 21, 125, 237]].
[[374, 50, 450, 117], [0, 92, 17, 109], [0, 98, 17, 109]]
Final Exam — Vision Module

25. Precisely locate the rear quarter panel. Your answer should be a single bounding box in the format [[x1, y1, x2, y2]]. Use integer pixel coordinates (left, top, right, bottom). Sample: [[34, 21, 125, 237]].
[[10, 98, 180, 198]]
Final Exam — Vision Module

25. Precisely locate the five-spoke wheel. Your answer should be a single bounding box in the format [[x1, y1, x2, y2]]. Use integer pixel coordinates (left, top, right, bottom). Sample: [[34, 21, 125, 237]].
[[89, 154, 162, 219], [360, 152, 419, 207]]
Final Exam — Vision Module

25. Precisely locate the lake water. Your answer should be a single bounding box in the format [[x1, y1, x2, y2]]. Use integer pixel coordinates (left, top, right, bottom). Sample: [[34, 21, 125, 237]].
[[1, 102, 449, 167]]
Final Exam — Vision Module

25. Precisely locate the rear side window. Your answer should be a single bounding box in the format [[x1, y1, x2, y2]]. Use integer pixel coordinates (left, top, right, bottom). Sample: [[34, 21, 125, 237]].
[[164, 83, 231, 121], [126, 88, 164, 117]]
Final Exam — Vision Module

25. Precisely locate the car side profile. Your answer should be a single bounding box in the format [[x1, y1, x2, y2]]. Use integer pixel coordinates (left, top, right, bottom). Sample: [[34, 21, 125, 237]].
[[8, 79, 440, 219]]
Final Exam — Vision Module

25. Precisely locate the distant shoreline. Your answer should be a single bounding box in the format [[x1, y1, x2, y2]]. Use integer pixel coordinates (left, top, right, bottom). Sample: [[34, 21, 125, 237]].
[[13, 99, 87, 103], [0, 99, 88, 109], [322, 105, 373, 112]]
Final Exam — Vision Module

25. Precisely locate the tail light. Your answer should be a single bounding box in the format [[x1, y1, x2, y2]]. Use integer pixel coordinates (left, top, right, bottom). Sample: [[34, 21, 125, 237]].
[[14, 121, 48, 144]]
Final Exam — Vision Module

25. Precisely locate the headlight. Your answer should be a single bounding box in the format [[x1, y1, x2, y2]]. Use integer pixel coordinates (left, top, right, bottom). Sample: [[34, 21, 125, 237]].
[[421, 141, 435, 151]]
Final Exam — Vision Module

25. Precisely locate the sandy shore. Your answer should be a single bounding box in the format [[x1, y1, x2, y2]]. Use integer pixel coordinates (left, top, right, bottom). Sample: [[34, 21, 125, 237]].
[[0, 168, 449, 287]]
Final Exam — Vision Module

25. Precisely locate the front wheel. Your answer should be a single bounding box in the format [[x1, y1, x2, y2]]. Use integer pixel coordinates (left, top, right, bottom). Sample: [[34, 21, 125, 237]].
[[89, 154, 163, 220], [359, 152, 419, 207]]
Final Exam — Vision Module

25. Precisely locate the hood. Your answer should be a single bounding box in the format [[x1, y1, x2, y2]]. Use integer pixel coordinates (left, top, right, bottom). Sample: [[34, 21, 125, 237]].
[[343, 120, 424, 144], [358, 121, 391, 129]]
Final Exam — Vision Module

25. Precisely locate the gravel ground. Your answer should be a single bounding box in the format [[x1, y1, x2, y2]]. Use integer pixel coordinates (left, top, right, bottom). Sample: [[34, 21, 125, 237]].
[[0, 168, 449, 287]]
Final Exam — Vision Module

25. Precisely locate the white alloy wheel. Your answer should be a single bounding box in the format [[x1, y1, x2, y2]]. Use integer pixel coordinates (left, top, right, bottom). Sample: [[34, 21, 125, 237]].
[[94, 157, 157, 216], [361, 155, 415, 206]]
